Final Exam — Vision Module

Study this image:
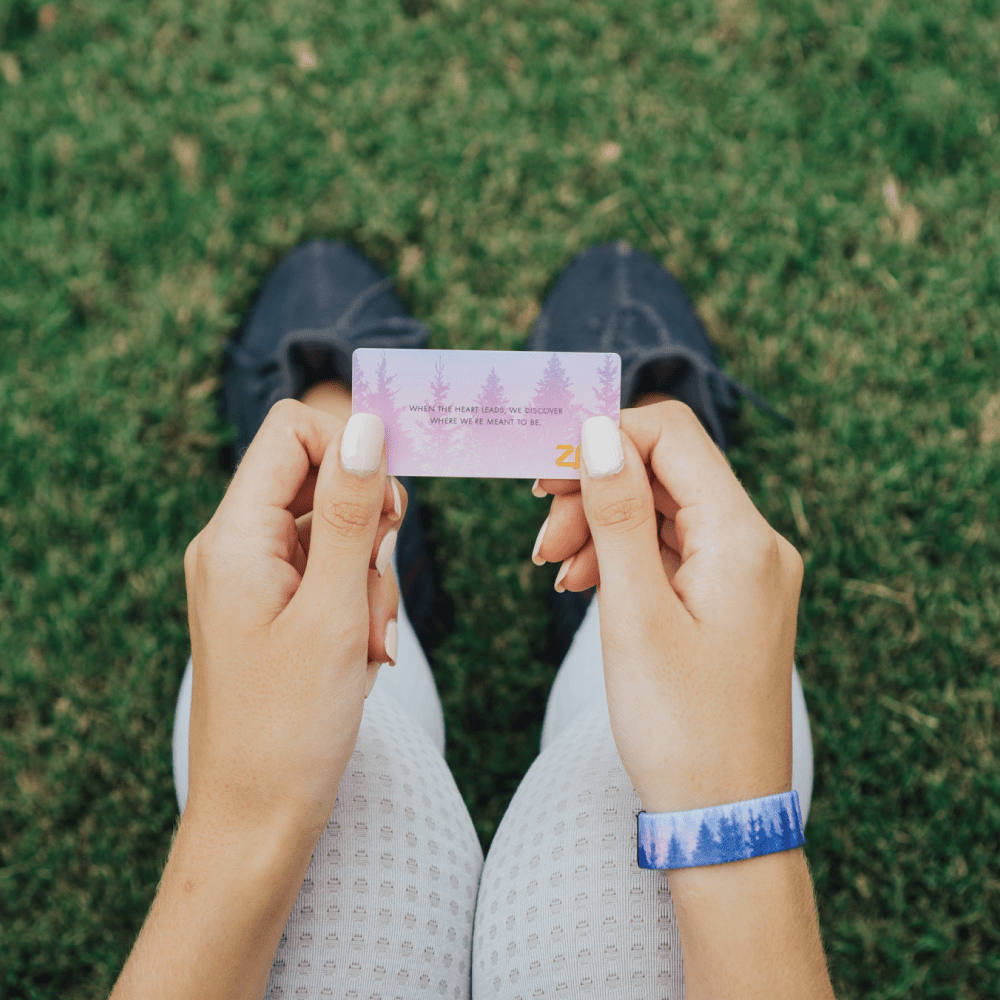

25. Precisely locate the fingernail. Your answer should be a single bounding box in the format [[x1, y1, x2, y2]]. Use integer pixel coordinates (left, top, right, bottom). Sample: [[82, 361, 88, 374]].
[[376, 529, 398, 577], [581, 416, 624, 478], [554, 556, 574, 593], [388, 477, 402, 521], [340, 413, 384, 477], [531, 516, 549, 566], [384, 619, 398, 665], [531, 478, 547, 498]]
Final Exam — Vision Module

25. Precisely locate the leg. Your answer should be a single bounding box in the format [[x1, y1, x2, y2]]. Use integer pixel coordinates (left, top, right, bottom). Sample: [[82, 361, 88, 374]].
[[265, 689, 481, 999], [472, 702, 683, 999]]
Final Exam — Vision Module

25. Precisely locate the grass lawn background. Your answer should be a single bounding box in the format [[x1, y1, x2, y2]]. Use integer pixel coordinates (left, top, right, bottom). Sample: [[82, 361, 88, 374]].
[[1, 0, 999, 995]]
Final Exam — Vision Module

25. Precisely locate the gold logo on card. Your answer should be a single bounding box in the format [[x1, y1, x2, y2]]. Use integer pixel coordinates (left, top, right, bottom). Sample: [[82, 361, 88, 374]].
[[554, 444, 580, 469]]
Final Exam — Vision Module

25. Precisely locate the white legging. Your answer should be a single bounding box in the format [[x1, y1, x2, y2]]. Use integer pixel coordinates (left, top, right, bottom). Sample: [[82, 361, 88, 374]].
[[172, 554, 813, 999]]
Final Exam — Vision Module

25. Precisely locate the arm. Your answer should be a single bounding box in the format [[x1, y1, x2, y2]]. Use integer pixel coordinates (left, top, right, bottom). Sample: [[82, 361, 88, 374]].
[[536, 401, 835, 998], [111, 806, 329, 1000], [111, 402, 405, 998]]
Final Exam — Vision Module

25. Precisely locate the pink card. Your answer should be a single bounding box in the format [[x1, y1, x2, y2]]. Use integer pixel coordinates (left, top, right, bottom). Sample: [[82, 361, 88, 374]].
[[352, 349, 621, 478]]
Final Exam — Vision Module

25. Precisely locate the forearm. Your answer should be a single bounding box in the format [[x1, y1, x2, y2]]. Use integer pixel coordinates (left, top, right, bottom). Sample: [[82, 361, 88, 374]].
[[668, 849, 835, 999], [111, 805, 328, 1000]]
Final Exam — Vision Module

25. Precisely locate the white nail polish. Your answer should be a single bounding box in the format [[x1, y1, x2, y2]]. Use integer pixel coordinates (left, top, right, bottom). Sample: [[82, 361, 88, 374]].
[[554, 556, 574, 593], [376, 529, 398, 577], [531, 478, 546, 498], [531, 516, 549, 566], [581, 416, 624, 478], [389, 477, 402, 520], [340, 413, 384, 476], [384, 619, 398, 665]]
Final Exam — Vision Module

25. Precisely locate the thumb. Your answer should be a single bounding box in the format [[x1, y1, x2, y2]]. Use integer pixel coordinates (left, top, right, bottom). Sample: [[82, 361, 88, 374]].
[[299, 413, 387, 619], [578, 416, 679, 644]]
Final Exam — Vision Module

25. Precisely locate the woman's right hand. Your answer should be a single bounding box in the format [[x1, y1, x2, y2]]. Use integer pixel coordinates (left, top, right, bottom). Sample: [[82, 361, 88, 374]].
[[537, 401, 804, 815]]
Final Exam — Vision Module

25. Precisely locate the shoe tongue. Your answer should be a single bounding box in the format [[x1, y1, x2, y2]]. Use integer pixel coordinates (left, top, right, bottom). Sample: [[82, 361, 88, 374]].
[[627, 353, 697, 406], [287, 340, 353, 397]]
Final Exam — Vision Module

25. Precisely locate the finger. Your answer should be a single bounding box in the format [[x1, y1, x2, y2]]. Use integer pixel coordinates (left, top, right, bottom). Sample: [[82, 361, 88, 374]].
[[295, 510, 313, 557], [660, 516, 680, 554], [534, 455, 678, 569], [531, 492, 590, 566], [370, 518, 399, 577], [367, 565, 400, 666], [297, 413, 387, 624], [364, 568, 400, 700], [371, 479, 407, 574], [651, 479, 680, 520], [296, 508, 399, 577], [553, 535, 599, 592], [384, 476, 407, 524], [291, 521, 308, 577], [287, 466, 320, 519], [223, 398, 340, 524], [533, 478, 582, 498], [290, 445, 409, 524], [578, 415, 679, 628], [660, 538, 682, 580], [619, 402, 762, 556]]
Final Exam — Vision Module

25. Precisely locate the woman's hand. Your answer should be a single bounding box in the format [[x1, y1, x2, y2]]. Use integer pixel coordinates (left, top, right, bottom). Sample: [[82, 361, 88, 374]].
[[534, 401, 803, 813], [184, 400, 406, 836]]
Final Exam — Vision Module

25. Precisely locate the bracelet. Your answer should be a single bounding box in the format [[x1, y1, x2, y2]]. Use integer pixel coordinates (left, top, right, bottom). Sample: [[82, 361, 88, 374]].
[[637, 790, 804, 870]]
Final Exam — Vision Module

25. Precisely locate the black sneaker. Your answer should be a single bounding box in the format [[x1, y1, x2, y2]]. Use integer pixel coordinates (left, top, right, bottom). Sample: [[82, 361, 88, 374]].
[[527, 240, 792, 662], [216, 239, 437, 646]]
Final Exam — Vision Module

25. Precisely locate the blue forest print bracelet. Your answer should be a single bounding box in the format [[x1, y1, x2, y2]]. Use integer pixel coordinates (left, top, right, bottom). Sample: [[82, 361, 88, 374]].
[[637, 790, 805, 870]]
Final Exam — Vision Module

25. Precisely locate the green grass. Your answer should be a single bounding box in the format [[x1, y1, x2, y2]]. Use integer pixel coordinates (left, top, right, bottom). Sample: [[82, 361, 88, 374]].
[[1, 0, 999, 995]]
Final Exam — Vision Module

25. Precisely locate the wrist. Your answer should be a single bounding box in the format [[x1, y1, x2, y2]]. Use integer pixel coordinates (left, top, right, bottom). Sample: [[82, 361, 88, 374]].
[[177, 795, 328, 873], [633, 742, 791, 815], [112, 805, 324, 1000], [637, 774, 791, 816], [182, 749, 351, 850]]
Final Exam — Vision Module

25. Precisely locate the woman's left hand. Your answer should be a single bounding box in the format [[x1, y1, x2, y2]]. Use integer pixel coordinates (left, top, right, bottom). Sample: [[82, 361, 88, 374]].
[[183, 400, 406, 837]]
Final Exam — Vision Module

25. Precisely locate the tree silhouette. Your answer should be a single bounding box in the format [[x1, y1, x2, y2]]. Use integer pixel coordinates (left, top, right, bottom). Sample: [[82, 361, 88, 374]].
[[748, 811, 776, 857], [352, 353, 372, 414], [778, 802, 795, 850], [366, 351, 413, 467], [532, 352, 580, 450], [694, 819, 716, 864], [429, 355, 450, 410], [417, 355, 468, 475], [717, 809, 747, 860], [450, 366, 510, 472], [477, 367, 511, 411], [666, 830, 686, 869], [532, 353, 574, 410], [638, 822, 657, 869], [593, 353, 620, 418]]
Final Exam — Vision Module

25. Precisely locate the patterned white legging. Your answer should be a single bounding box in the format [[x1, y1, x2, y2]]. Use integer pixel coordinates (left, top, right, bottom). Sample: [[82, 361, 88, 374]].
[[172, 553, 813, 1000]]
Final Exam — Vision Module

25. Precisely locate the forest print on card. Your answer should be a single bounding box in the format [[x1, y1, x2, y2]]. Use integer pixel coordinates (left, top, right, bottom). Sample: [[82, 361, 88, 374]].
[[352, 349, 620, 479]]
